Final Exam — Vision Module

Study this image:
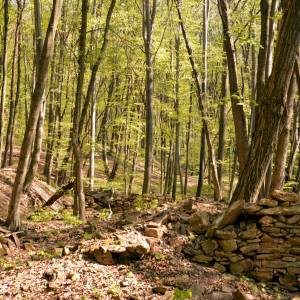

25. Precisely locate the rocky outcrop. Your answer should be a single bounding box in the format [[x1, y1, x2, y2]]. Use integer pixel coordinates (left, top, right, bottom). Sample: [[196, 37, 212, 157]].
[[184, 191, 300, 291]]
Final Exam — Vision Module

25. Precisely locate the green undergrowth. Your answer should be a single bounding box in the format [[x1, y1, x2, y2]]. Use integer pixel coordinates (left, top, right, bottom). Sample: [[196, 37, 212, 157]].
[[27, 209, 84, 225]]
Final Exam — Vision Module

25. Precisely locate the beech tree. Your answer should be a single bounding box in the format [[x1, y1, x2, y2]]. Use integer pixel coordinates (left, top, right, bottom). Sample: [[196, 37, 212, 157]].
[[6, 0, 63, 230]]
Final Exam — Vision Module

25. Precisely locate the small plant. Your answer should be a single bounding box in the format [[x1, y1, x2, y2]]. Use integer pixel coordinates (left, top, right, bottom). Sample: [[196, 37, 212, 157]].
[[61, 210, 84, 225], [173, 288, 192, 300], [27, 209, 57, 222], [83, 232, 93, 240], [154, 252, 165, 261], [108, 283, 121, 297], [98, 209, 111, 220], [0, 258, 15, 270], [93, 288, 104, 299]]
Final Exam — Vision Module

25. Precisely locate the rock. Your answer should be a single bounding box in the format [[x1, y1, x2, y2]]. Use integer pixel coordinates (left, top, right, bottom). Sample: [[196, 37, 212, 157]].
[[67, 272, 80, 282], [215, 200, 245, 228], [259, 216, 274, 226], [257, 205, 300, 216], [251, 270, 273, 282], [218, 239, 237, 252], [120, 280, 130, 287], [287, 267, 300, 275], [210, 291, 233, 300], [144, 227, 164, 239], [255, 253, 281, 260], [193, 254, 213, 264], [258, 198, 278, 207], [229, 259, 253, 274], [233, 289, 256, 300], [239, 224, 257, 240], [94, 248, 115, 265], [244, 203, 262, 214], [287, 237, 300, 245], [201, 239, 218, 255], [189, 211, 210, 234], [279, 274, 298, 291], [289, 247, 300, 255], [214, 262, 226, 273], [240, 243, 260, 255], [152, 286, 168, 294], [215, 228, 237, 240], [179, 198, 193, 211], [287, 215, 300, 225], [271, 190, 300, 202]]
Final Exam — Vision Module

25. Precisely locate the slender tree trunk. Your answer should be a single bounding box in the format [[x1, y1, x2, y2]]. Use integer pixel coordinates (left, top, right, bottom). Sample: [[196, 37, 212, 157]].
[[142, 0, 157, 194], [6, 0, 63, 231], [217, 0, 249, 170], [3, 3, 23, 167], [270, 68, 296, 191], [217, 64, 228, 191], [172, 22, 180, 200], [184, 84, 193, 195], [176, 1, 222, 201], [0, 0, 9, 167], [72, 0, 88, 220]]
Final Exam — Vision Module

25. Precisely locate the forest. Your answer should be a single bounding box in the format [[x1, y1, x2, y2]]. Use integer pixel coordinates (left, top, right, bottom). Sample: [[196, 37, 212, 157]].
[[0, 0, 300, 299]]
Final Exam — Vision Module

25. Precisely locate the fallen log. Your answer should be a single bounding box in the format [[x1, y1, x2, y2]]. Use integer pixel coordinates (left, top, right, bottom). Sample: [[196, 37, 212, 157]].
[[42, 181, 74, 208]]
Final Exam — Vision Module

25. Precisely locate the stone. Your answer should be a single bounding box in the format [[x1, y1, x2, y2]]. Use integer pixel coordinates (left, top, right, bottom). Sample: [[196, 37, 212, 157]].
[[244, 203, 262, 214], [214, 262, 226, 273], [144, 227, 164, 239], [214, 200, 245, 228], [255, 254, 281, 260], [257, 205, 300, 216], [193, 254, 213, 264], [287, 237, 300, 246], [279, 274, 298, 290], [290, 247, 300, 255], [239, 224, 257, 240], [233, 289, 256, 300], [287, 268, 300, 275], [229, 255, 244, 263], [251, 270, 273, 282], [201, 239, 218, 255], [215, 229, 237, 240], [277, 215, 286, 223], [229, 259, 253, 274], [271, 190, 300, 202], [240, 243, 260, 255], [152, 286, 168, 294], [258, 198, 278, 208], [94, 249, 115, 265], [179, 198, 193, 211], [210, 292, 233, 300], [261, 260, 287, 268], [287, 215, 300, 225], [218, 239, 237, 252], [189, 211, 210, 234], [259, 216, 274, 226]]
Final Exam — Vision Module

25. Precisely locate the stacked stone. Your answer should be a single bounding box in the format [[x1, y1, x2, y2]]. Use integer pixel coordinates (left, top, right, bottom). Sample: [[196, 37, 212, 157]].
[[187, 190, 300, 291]]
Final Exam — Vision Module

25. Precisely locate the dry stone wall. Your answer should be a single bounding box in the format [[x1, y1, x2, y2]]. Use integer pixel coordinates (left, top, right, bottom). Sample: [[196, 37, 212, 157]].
[[185, 190, 300, 291]]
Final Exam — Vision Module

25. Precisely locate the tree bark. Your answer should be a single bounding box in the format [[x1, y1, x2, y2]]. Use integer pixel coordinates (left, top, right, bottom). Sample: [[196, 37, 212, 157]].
[[142, 0, 157, 194], [6, 0, 63, 231], [230, 0, 300, 205]]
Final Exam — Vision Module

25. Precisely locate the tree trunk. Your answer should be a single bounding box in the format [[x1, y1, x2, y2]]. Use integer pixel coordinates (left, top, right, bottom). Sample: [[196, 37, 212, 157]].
[[270, 68, 296, 191], [0, 0, 9, 167], [217, 0, 249, 170], [142, 0, 157, 194], [230, 0, 300, 205], [6, 0, 63, 231]]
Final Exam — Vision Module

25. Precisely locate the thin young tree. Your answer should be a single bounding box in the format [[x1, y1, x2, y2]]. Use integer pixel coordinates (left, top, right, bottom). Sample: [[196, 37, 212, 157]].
[[142, 0, 157, 194], [6, 0, 63, 231]]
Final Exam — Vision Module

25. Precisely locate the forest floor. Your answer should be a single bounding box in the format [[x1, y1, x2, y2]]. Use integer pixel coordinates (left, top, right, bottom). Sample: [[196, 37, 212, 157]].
[[0, 173, 299, 300]]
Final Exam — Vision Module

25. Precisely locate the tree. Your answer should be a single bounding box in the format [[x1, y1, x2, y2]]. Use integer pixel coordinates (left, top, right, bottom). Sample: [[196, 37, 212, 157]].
[[230, 0, 300, 205], [142, 0, 157, 194], [6, 0, 63, 231]]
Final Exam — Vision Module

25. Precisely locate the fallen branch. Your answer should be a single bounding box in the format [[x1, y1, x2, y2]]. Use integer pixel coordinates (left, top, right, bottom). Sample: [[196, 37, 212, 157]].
[[42, 181, 74, 208]]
